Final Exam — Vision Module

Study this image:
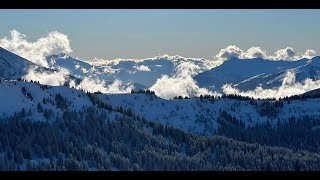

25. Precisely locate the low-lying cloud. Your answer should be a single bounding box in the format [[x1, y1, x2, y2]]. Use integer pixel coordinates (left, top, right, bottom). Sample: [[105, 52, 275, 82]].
[[0, 29, 72, 67], [150, 61, 221, 99], [23, 66, 133, 94], [222, 70, 320, 99], [23, 66, 71, 86], [71, 77, 132, 94]]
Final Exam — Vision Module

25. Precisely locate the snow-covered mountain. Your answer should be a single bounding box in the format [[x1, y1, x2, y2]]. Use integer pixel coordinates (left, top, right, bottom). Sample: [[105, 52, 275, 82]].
[[0, 47, 36, 80], [234, 56, 320, 90], [194, 57, 320, 91], [0, 47, 83, 88], [47, 53, 211, 88], [48, 53, 320, 94]]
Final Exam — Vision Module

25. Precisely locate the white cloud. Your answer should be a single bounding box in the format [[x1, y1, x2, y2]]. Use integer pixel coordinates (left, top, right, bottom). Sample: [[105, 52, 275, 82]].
[[0, 29, 72, 67], [150, 61, 220, 99], [270, 47, 296, 60], [89, 54, 209, 66], [22, 64, 132, 94], [23, 66, 71, 86], [74, 77, 132, 94], [214, 45, 318, 62], [242, 47, 267, 59], [150, 75, 217, 99], [222, 70, 320, 99], [215, 45, 243, 61], [134, 65, 151, 72], [302, 49, 317, 59]]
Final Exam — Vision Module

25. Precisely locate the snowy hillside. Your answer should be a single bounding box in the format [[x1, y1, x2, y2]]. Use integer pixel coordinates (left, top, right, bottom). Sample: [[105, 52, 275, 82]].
[[0, 80, 91, 119], [0, 80, 131, 124], [97, 92, 320, 135]]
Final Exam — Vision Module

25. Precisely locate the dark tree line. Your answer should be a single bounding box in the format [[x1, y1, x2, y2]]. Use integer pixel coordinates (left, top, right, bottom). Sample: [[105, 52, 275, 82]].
[[217, 111, 320, 153]]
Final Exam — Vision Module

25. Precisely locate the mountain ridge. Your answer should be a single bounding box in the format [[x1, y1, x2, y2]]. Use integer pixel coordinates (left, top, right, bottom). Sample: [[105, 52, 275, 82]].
[[194, 56, 320, 91]]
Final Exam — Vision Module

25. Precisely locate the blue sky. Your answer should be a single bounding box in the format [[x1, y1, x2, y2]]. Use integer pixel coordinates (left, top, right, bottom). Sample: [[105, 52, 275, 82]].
[[0, 9, 320, 60]]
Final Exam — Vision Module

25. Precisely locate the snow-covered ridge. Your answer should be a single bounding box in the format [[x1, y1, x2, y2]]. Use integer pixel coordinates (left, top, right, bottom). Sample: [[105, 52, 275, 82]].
[[194, 56, 320, 91], [0, 47, 35, 80]]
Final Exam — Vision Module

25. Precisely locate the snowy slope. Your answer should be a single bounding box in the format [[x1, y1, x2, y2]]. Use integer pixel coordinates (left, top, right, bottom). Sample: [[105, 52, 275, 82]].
[[0, 80, 95, 120], [97, 93, 320, 135], [194, 57, 311, 91], [0, 47, 35, 80]]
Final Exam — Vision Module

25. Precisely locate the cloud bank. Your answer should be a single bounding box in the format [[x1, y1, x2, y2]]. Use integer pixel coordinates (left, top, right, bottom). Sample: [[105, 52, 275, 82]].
[[215, 45, 318, 61], [0, 29, 72, 67], [222, 70, 320, 99], [23, 66, 133, 94]]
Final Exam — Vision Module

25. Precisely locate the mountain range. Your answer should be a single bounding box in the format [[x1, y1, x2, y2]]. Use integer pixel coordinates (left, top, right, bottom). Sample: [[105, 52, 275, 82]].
[[195, 56, 320, 91], [45, 51, 320, 93], [1, 46, 320, 171]]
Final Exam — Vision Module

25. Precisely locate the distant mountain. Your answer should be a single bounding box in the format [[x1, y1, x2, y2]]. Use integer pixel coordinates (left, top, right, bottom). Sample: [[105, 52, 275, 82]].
[[47, 53, 92, 78], [48, 53, 147, 90], [194, 57, 320, 91], [47, 54, 209, 88]]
